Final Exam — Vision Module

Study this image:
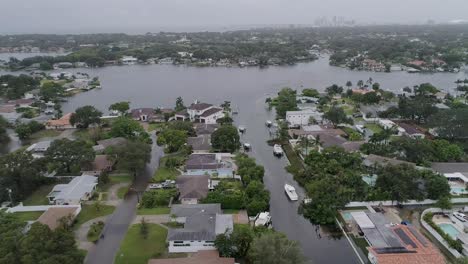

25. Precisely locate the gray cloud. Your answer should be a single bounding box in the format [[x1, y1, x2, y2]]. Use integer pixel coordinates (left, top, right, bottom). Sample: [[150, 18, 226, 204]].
[[1, 0, 467, 34]]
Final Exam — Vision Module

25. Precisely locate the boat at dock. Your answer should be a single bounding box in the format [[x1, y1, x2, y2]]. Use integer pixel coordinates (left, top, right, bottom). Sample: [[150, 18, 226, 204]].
[[265, 120, 272, 127], [238, 126, 246, 133], [284, 183, 298, 201], [273, 144, 283, 156]]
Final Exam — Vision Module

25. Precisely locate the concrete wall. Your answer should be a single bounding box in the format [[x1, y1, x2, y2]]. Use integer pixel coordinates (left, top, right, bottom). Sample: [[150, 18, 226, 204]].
[[6, 203, 81, 213], [168, 240, 215, 253]]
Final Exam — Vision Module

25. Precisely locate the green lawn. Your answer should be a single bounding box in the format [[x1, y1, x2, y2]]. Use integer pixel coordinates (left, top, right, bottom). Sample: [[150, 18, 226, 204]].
[[351, 235, 369, 257], [29, 130, 61, 141], [74, 204, 115, 228], [22, 184, 55, 206], [223, 209, 240, 214], [147, 123, 166, 132], [152, 167, 180, 182], [13, 211, 44, 222], [115, 224, 168, 264], [87, 221, 105, 243], [137, 207, 170, 215], [72, 129, 96, 144], [109, 174, 133, 183], [117, 186, 129, 199], [365, 123, 383, 134]]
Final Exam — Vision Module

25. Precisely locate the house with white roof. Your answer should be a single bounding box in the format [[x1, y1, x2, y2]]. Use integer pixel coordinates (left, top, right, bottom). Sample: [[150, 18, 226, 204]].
[[47, 175, 98, 205], [121, 56, 138, 65], [26, 140, 52, 158], [378, 119, 405, 135], [286, 109, 323, 128]]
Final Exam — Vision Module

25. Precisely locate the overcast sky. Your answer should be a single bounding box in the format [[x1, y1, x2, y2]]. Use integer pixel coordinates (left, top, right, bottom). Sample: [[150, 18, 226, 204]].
[[2, 0, 468, 34]]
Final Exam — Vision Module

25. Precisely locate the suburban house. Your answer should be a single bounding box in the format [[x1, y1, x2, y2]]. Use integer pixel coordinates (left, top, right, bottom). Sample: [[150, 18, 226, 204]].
[[93, 137, 127, 152], [378, 119, 405, 135], [37, 206, 81, 230], [26, 140, 52, 158], [396, 122, 426, 139], [286, 109, 323, 128], [121, 56, 138, 65], [82, 155, 115, 176], [176, 175, 210, 204], [185, 153, 236, 178], [194, 123, 219, 135], [147, 250, 234, 264], [168, 204, 233, 253], [131, 108, 155, 122], [46, 113, 75, 130], [175, 103, 224, 124], [288, 125, 346, 139], [187, 134, 211, 153], [350, 212, 444, 264], [47, 175, 98, 205]]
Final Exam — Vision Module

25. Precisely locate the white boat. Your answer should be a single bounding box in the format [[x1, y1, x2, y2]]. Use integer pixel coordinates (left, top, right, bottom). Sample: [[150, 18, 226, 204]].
[[238, 126, 246, 133], [243, 143, 251, 150], [284, 184, 298, 201], [265, 120, 272, 127], [254, 212, 272, 227], [273, 144, 283, 156]]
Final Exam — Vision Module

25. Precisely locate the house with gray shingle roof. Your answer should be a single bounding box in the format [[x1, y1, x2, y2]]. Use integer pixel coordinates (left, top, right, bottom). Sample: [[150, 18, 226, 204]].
[[168, 204, 233, 253]]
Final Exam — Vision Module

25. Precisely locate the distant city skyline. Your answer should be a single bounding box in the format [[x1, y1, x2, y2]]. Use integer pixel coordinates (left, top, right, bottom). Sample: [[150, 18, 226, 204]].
[[1, 0, 468, 34]]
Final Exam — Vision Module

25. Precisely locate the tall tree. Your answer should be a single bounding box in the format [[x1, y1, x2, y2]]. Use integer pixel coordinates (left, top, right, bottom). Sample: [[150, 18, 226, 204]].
[[275, 88, 298, 119], [108, 101, 130, 115], [323, 106, 353, 128], [175, 96, 185, 112], [45, 139, 95, 173], [110, 117, 150, 143], [70, 105, 102, 128], [109, 141, 151, 178], [211, 125, 240, 152], [248, 233, 305, 264]]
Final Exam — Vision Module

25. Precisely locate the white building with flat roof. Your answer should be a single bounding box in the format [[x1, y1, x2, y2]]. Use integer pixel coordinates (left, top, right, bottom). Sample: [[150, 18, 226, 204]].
[[286, 110, 323, 128], [47, 175, 98, 205]]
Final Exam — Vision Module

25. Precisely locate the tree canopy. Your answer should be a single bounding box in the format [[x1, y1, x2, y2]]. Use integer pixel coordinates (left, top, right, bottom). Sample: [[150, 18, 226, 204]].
[[107, 140, 151, 178], [248, 233, 305, 264], [108, 101, 130, 115], [211, 125, 240, 153], [45, 139, 95, 173], [323, 106, 353, 128], [70, 105, 102, 128]]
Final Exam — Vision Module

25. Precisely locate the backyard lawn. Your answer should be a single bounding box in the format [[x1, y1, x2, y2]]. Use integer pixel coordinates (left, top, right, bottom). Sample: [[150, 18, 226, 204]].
[[147, 123, 166, 132], [137, 207, 170, 215], [74, 204, 115, 228], [29, 130, 61, 141], [14, 211, 44, 222], [115, 224, 168, 264], [22, 184, 55, 206]]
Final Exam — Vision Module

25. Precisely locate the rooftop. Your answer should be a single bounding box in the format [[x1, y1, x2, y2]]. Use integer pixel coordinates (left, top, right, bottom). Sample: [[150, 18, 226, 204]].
[[187, 135, 211, 151], [167, 213, 232, 241], [396, 122, 425, 135], [199, 107, 223, 117], [47, 113, 73, 127], [48, 175, 97, 201], [37, 206, 79, 230], [186, 154, 221, 170], [96, 137, 127, 149], [91, 155, 114, 171], [363, 154, 416, 168], [147, 250, 234, 264], [194, 123, 219, 135], [431, 162, 468, 174], [170, 204, 222, 218], [188, 103, 212, 111], [176, 175, 210, 200]]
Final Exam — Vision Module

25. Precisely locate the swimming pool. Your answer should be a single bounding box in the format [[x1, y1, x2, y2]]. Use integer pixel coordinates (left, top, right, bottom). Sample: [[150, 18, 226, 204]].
[[342, 212, 353, 221], [451, 187, 467, 195], [438, 223, 460, 239]]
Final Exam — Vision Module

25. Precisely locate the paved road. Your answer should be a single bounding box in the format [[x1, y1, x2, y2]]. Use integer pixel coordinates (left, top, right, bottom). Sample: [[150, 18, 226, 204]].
[[85, 133, 163, 264], [235, 97, 361, 264]]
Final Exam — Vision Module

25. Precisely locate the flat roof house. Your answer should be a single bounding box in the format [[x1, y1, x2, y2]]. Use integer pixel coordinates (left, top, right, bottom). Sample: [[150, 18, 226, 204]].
[[47, 175, 98, 205], [286, 109, 323, 128], [168, 204, 233, 253]]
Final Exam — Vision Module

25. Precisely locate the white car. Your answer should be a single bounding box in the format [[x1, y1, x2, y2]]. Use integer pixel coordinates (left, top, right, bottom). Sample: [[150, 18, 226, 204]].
[[149, 183, 163, 189]]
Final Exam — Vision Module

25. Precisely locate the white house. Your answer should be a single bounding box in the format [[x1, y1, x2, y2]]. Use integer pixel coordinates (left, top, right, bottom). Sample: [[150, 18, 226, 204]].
[[177, 102, 225, 124], [286, 109, 323, 128], [120, 56, 138, 65], [377, 119, 405, 135], [168, 204, 233, 253], [47, 175, 98, 205], [26, 140, 52, 158]]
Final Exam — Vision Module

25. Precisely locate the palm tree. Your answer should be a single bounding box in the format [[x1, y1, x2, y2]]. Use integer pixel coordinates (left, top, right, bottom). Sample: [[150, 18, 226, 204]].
[[346, 81, 353, 88]]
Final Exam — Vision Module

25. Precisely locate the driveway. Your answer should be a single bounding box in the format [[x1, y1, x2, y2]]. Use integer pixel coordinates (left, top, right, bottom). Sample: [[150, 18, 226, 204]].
[[84, 133, 163, 264]]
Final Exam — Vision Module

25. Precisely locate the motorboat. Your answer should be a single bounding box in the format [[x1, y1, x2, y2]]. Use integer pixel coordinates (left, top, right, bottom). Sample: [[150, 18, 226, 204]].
[[254, 212, 272, 227], [238, 126, 246, 133], [284, 183, 298, 201], [273, 144, 284, 156], [265, 120, 272, 127], [243, 143, 251, 150]]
